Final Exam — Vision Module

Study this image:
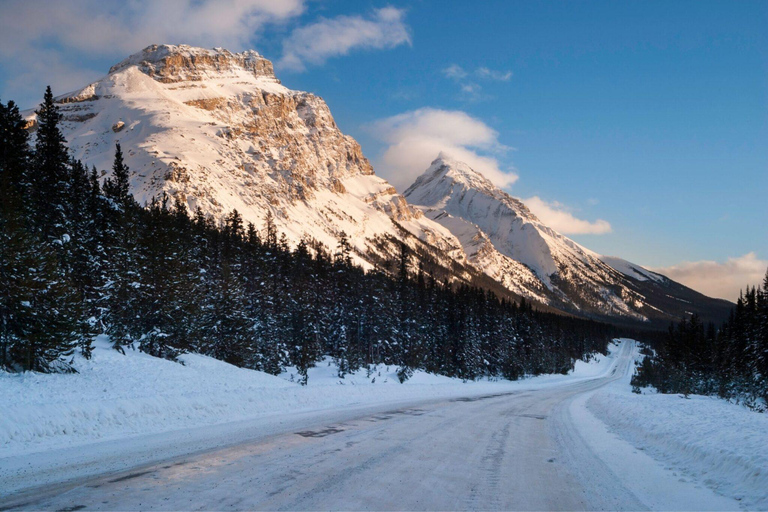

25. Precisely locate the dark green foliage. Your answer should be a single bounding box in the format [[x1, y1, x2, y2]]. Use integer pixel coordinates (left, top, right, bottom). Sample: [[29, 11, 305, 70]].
[[102, 143, 130, 205], [32, 87, 71, 240], [1, 93, 80, 372], [0, 205, 79, 372], [633, 274, 768, 409]]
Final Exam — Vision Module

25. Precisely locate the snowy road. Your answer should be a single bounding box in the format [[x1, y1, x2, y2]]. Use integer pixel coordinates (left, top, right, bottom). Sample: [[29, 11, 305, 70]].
[[0, 340, 742, 511]]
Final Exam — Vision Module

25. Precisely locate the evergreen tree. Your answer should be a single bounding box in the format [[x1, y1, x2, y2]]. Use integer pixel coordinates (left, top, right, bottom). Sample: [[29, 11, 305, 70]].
[[0, 99, 31, 203], [0, 206, 78, 372], [103, 143, 130, 206], [103, 146, 139, 352], [32, 87, 71, 240]]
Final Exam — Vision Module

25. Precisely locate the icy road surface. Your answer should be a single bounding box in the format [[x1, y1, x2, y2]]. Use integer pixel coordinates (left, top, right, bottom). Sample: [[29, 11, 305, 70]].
[[0, 341, 741, 511]]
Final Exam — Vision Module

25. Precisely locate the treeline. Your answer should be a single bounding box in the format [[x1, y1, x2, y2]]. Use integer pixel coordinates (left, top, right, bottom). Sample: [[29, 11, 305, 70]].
[[1, 89, 616, 381], [632, 276, 768, 408]]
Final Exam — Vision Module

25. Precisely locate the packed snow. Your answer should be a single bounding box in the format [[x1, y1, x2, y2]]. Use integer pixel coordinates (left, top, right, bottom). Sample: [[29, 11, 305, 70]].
[[2, 339, 763, 511], [1, 337, 619, 459], [576, 340, 768, 510]]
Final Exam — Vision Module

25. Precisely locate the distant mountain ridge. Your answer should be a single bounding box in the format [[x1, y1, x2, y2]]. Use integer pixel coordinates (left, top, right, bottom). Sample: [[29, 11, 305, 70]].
[[404, 155, 732, 325], [23, 44, 731, 326]]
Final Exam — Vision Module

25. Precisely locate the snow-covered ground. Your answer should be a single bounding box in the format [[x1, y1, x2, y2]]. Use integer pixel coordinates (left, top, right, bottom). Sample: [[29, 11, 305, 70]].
[[574, 339, 768, 510], [0, 337, 616, 459], [3, 339, 766, 510]]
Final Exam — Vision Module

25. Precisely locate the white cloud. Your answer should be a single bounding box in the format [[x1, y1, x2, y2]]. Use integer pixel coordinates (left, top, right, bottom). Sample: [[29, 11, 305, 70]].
[[0, 0, 305, 105], [368, 108, 518, 191], [523, 196, 612, 235], [369, 108, 613, 236], [653, 252, 768, 301], [278, 7, 411, 71], [460, 83, 482, 95], [0, 0, 304, 57]]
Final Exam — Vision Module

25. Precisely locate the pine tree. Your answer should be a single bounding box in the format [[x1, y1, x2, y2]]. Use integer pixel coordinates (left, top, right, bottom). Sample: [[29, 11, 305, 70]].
[[32, 87, 71, 240], [103, 143, 131, 207], [103, 146, 138, 352], [0, 99, 31, 203], [65, 159, 101, 358], [1, 96, 80, 372], [0, 206, 78, 372], [395, 241, 415, 381], [755, 271, 768, 401]]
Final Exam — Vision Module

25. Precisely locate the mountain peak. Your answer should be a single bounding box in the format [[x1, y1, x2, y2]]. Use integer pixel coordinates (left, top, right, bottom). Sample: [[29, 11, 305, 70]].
[[410, 153, 496, 193], [108, 44, 277, 84], [429, 153, 474, 174], [405, 155, 532, 219], [29, 43, 470, 279]]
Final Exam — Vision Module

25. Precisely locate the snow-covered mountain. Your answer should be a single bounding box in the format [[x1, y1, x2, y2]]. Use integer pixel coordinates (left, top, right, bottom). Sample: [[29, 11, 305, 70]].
[[23, 44, 730, 325], [404, 155, 731, 324], [23, 44, 467, 272]]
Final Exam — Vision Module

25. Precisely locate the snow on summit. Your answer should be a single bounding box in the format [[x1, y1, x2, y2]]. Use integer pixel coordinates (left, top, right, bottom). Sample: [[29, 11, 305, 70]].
[[403, 155, 729, 323], [19, 45, 731, 325], [22, 44, 466, 268], [404, 155, 649, 318]]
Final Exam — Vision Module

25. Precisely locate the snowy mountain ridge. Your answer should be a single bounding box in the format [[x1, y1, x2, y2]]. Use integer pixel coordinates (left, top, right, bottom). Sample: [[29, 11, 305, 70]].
[[404, 155, 730, 323], [24, 44, 468, 272], [22, 44, 731, 325]]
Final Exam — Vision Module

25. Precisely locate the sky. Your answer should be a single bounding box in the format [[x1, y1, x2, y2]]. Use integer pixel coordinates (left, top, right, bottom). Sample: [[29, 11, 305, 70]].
[[0, 0, 765, 301]]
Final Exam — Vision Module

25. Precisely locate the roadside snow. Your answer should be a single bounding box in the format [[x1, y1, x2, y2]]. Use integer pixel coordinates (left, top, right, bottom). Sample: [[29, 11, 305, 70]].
[[578, 339, 768, 510], [0, 338, 617, 459]]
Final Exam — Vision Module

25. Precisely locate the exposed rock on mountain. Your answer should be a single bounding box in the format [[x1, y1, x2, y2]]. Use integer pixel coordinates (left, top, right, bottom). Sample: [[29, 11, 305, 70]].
[[404, 155, 732, 325], [23, 44, 731, 326], [24, 44, 466, 271]]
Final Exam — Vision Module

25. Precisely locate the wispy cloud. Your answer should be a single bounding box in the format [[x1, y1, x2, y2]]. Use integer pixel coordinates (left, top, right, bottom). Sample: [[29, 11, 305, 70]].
[[653, 252, 767, 301], [441, 63, 512, 101], [442, 64, 468, 80], [523, 196, 612, 235], [278, 7, 411, 71], [475, 67, 512, 81], [369, 107, 614, 235], [368, 108, 517, 191], [0, 2, 412, 104]]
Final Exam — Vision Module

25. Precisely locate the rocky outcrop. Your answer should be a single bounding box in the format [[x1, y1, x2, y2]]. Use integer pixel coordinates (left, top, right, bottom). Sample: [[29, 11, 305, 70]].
[[108, 44, 277, 83]]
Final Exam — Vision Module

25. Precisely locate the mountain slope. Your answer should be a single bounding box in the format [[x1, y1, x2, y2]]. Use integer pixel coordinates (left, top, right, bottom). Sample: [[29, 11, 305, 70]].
[[404, 155, 732, 325], [23, 44, 467, 273], [22, 44, 730, 326]]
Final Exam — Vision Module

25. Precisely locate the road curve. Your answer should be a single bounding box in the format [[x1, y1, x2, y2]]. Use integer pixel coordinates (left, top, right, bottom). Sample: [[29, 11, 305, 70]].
[[3, 341, 658, 511]]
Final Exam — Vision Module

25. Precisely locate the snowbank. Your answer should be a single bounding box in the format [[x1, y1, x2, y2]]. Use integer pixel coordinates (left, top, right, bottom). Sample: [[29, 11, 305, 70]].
[[585, 342, 768, 510], [0, 339, 618, 458]]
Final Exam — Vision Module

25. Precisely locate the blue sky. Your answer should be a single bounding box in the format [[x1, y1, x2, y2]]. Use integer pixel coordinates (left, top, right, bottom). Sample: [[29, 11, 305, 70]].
[[0, 0, 765, 299]]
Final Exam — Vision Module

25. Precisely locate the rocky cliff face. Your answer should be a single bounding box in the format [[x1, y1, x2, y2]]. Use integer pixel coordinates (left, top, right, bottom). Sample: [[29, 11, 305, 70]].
[[108, 44, 277, 83], [25, 44, 466, 269]]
